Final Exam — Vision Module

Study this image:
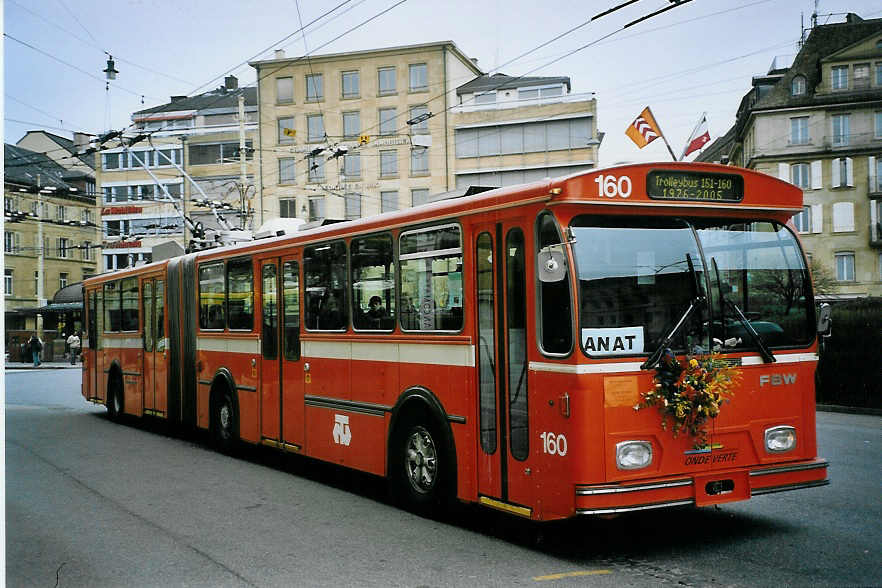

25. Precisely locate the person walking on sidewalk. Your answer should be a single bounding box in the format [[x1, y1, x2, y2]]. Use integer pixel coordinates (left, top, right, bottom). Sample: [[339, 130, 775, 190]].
[[67, 332, 81, 365], [27, 333, 43, 367]]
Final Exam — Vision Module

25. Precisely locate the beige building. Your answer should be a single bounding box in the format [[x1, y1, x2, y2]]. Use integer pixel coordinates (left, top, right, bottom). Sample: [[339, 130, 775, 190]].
[[700, 13, 882, 298], [97, 76, 257, 269], [4, 143, 99, 333], [451, 73, 599, 190], [249, 42, 482, 221]]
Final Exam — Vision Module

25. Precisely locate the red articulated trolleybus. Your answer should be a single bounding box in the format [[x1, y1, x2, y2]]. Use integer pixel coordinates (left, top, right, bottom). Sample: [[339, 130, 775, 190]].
[[82, 162, 829, 521]]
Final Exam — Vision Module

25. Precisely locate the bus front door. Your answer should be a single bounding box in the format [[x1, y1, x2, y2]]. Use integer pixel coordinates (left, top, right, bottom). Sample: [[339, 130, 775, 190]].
[[474, 221, 534, 514], [259, 257, 304, 451]]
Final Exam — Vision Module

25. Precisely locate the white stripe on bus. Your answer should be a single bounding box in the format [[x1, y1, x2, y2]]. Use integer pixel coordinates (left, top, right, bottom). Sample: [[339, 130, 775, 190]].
[[196, 337, 260, 354], [529, 353, 817, 374], [101, 337, 142, 349], [303, 340, 475, 367]]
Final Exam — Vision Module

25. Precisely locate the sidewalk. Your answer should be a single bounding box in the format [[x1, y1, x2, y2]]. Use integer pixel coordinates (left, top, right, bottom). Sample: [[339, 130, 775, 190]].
[[5, 361, 82, 370]]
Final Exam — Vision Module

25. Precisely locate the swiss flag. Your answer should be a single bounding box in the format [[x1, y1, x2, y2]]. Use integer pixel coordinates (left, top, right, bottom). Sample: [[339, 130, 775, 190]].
[[682, 113, 710, 159]]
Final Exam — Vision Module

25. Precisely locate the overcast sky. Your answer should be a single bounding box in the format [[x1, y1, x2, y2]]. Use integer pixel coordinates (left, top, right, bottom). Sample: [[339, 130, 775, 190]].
[[4, 0, 881, 167]]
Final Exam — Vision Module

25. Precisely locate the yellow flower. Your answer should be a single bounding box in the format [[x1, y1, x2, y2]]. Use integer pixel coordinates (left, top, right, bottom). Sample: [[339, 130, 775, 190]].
[[689, 358, 699, 369]]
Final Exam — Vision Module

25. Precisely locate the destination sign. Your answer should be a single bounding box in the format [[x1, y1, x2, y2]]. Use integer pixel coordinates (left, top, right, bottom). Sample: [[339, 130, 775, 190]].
[[646, 170, 744, 202]]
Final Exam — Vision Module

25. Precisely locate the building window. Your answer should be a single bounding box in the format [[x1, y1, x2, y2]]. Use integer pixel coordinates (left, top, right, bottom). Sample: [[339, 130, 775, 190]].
[[875, 111, 882, 139], [82, 209, 92, 224], [854, 63, 870, 89], [82, 241, 92, 261], [876, 62, 882, 86], [60, 272, 68, 289], [832, 202, 855, 232], [455, 117, 593, 158], [793, 206, 811, 233], [378, 67, 396, 95], [875, 157, 882, 192], [57, 205, 66, 221], [474, 92, 496, 105], [189, 142, 253, 165], [379, 108, 397, 136], [381, 190, 398, 213], [832, 114, 850, 146], [4, 231, 19, 253], [308, 197, 324, 221], [831, 65, 848, 90], [408, 105, 429, 134], [308, 155, 324, 182], [279, 158, 296, 184], [342, 71, 359, 98], [343, 111, 360, 138], [410, 148, 429, 176], [409, 63, 427, 92], [412, 188, 430, 206], [344, 193, 361, 220], [307, 114, 325, 142], [306, 73, 323, 102], [4, 269, 12, 296], [791, 75, 806, 96], [790, 117, 809, 145], [791, 163, 810, 188], [276, 77, 294, 104], [278, 117, 295, 144], [380, 150, 398, 177], [280, 199, 298, 218], [343, 153, 361, 179], [835, 252, 855, 282], [58, 238, 70, 258], [4, 197, 15, 213]]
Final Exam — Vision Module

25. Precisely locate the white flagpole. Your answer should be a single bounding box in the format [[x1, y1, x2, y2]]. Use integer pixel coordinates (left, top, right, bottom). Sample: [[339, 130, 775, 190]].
[[680, 112, 707, 161]]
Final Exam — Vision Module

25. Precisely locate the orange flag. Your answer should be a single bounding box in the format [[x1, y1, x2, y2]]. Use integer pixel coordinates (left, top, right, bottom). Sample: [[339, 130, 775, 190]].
[[626, 106, 663, 149]]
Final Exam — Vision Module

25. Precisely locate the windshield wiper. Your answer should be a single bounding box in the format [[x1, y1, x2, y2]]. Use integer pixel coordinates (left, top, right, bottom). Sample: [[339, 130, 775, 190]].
[[642, 254, 705, 370], [711, 258, 776, 363]]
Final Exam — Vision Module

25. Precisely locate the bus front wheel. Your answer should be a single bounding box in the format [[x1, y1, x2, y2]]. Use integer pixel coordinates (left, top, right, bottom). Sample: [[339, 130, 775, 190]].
[[392, 418, 449, 513]]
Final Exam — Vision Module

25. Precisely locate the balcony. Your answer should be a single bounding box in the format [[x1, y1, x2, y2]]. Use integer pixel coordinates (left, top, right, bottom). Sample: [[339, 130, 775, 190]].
[[452, 92, 596, 114]]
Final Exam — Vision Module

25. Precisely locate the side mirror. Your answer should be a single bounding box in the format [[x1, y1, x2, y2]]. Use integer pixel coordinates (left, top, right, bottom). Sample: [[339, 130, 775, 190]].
[[538, 248, 567, 283], [816, 303, 832, 337]]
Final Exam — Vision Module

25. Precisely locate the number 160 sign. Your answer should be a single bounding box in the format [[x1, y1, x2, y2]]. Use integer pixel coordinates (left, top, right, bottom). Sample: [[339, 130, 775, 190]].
[[594, 174, 632, 199]]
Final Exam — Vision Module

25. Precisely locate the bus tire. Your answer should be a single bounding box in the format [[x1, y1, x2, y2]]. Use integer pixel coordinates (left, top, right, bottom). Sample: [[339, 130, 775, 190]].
[[107, 372, 123, 421], [211, 387, 237, 454], [391, 415, 450, 514]]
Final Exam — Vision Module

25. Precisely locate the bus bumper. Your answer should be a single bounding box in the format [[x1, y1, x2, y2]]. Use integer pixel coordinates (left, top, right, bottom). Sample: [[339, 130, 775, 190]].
[[574, 458, 829, 515]]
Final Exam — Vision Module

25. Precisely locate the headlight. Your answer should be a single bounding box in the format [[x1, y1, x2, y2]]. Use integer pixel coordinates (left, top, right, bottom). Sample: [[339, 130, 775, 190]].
[[616, 441, 653, 470], [765, 426, 797, 453]]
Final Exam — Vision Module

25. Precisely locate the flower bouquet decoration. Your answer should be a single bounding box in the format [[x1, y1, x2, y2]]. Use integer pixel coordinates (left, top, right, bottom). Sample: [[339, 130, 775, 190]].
[[636, 349, 741, 449]]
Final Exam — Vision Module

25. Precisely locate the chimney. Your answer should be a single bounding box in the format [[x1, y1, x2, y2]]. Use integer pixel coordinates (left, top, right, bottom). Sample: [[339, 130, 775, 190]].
[[170, 95, 187, 102], [470, 58, 479, 66], [845, 13, 863, 24], [225, 75, 238, 90], [274, 49, 285, 59], [73, 132, 90, 151]]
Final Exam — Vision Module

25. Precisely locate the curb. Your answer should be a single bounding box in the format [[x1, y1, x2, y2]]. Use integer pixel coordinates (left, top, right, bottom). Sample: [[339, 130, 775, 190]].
[[817, 404, 882, 417]]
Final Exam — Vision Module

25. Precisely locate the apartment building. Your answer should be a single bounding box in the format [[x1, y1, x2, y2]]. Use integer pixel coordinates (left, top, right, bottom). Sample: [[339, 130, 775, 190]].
[[699, 13, 882, 298], [4, 144, 99, 332], [96, 76, 257, 269], [451, 73, 599, 190], [249, 42, 482, 222]]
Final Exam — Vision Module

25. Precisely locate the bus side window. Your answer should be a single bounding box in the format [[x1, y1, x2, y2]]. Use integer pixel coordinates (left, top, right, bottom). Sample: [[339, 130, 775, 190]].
[[537, 212, 573, 355], [199, 262, 225, 330], [283, 261, 300, 360], [399, 224, 463, 332], [104, 281, 120, 332], [304, 241, 348, 331], [351, 233, 395, 331], [227, 258, 254, 331]]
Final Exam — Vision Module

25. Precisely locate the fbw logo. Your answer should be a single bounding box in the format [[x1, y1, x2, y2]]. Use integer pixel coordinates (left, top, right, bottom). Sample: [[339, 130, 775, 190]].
[[333, 414, 352, 446]]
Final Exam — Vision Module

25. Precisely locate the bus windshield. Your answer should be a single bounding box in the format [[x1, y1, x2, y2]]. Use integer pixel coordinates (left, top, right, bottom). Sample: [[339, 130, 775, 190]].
[[571, 216, 814, 358]]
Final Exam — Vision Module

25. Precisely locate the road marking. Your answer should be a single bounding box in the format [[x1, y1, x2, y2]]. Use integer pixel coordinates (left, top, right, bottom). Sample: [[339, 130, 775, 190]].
[[533, 570, 613, 581]]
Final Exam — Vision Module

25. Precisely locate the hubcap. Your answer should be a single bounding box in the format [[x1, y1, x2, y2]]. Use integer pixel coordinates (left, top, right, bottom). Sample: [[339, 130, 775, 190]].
[[219, 402, 231, 431], [405, 427, 437, 494]]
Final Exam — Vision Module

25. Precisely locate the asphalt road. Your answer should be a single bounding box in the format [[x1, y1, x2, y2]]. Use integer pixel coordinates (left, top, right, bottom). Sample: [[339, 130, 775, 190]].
[[5, 368, 881, 587]]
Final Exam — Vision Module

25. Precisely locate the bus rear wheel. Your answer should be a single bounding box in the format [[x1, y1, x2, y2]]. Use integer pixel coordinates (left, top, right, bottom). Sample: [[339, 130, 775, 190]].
[[392, 418, 449, 514], [211, 389, 237, 454], [107, 373, 123, 421]]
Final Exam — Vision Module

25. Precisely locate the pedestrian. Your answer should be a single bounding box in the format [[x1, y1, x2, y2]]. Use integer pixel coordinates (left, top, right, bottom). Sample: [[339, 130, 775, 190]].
[[67, 332, 81, 365], [27, 333, 43, 367]]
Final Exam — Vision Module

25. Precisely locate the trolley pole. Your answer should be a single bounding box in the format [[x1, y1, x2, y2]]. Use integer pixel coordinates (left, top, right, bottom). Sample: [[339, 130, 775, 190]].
[[238, 94, 248, 230]]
